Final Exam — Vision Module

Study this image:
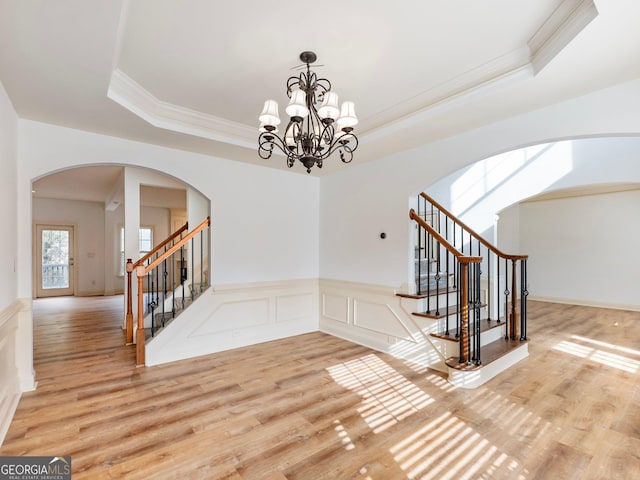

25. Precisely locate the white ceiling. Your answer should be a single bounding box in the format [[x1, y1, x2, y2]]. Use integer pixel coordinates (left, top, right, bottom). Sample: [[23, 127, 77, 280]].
[[2, 0, 640, 176]]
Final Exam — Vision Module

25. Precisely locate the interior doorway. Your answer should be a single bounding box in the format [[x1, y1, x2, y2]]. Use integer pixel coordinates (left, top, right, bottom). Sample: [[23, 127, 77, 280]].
[[35, 224, 75, 297]]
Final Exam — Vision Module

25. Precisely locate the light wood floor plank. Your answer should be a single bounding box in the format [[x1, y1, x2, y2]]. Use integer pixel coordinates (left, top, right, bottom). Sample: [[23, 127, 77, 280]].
[[1, 296, 639, 479]]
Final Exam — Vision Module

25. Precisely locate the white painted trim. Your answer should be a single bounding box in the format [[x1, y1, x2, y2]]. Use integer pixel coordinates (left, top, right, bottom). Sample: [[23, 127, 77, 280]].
[[361, 53, 532, 141], [529, 295, 640, 312], [319, 279, 449, 373], [528, 0, 599, 74], [0, 299, 24, 446], [107, 69, 256, 149], [447, 343, 529, 389]]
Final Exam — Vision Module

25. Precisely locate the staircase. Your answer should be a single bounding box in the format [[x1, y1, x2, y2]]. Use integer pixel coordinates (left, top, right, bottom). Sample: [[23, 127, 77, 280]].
[[125, 217, 211, 365], [401, 193, 529, 387], [143, 278, 207, 340]]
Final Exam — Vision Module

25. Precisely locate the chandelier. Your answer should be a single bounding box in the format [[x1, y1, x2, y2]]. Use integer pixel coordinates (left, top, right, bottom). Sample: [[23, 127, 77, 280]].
[[258, 51, 359, 173]]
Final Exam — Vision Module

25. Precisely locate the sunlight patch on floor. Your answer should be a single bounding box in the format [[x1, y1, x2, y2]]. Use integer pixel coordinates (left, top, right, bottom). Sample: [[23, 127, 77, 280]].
[[389, 411, 525, 480], [326, 353, 434, 433], [553, 336, 640, 373]]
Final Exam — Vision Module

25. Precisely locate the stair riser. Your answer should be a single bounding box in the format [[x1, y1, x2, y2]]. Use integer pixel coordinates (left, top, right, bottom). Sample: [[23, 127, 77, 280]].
[[416, 292, 459, 311]]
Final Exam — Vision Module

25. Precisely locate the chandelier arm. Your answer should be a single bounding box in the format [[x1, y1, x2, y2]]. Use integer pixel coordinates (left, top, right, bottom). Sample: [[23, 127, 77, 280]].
[[258, 131, 294, 159], [322, 132, 359, 163], [286, 75, 302, 96]]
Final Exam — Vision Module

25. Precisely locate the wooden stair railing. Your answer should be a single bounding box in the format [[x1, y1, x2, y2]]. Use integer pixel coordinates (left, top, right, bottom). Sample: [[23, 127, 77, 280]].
[[410, 209, 481, 365], [135, 216, 211, 366], [418, 192, 529, 342], [125, 221, 189, 344]]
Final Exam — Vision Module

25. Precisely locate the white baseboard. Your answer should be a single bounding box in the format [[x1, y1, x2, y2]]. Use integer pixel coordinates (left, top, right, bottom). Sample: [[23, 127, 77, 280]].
[[0, 300, 24, 446], [529, 295, 640, 312]]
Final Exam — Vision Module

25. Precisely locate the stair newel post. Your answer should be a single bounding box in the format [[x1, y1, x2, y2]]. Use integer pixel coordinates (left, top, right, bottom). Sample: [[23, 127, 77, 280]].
[[520, 259, 528, 341], [459, 261, 470, 364], [136, 265, 146, 366], [125, 259, 134, 344], [426, 229, 432, 312], [510, 258, 519, 340], [474, 262, 482, 365], [415, 198, 422, 296], [504, 258, 510, 340]]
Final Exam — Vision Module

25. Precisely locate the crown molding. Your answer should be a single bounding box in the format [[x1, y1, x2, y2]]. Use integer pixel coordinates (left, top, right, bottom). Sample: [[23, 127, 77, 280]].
[[107, 69, 256, 149], [107, 0, 597, 152], [360, 48, 533, 141], [528, 0, 599, 75]]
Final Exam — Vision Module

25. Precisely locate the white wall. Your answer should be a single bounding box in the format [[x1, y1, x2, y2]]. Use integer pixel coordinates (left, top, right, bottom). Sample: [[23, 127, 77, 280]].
[[17, 122, 320, 298], [0, 82, 17, 308], [320, 79, 640, 290], [515, 190, 640, 310]]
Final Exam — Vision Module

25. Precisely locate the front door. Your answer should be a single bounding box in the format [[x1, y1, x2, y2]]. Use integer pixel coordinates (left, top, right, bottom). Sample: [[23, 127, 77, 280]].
[[36, 225, 75, 297]]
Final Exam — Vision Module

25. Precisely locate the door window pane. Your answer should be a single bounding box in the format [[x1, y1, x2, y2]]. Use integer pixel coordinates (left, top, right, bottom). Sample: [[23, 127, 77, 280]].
[[41, 229, 70, 289]]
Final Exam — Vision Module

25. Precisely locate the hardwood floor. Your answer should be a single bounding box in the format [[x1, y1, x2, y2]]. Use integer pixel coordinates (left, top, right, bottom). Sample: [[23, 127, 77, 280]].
[[2, 297, 639, 479]]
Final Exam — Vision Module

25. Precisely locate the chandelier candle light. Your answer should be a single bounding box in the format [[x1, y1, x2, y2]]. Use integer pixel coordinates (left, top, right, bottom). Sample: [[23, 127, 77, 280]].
[[258, 51, 358, 173]]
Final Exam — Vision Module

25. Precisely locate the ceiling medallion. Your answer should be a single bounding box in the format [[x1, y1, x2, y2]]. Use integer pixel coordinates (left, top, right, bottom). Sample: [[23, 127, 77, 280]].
[[258, 51, 358, 173]]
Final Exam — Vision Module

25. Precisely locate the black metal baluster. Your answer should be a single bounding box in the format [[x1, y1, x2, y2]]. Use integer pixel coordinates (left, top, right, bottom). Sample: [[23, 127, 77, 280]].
[[497, 256, 502, 324], [191, 236, 195, 301], [475, 263, 482, 365], [162, 257, 167, 328], [200, 229, 204, 293], [520, 259, 528, 341], [486, 250, 491, 321], [445, 215, 450, 336], [180, 245, 186, 310], [171, 248, 176, 318], [426, 230, 431, 313]]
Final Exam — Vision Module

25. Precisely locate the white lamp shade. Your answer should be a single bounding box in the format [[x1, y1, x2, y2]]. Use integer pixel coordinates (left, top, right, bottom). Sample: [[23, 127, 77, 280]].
[[259, 100, 281, 126], [337, 101, 358, 129], [284, 124, 298, 146], [317, 91, 340, 121], [285, 89, 310, 118]]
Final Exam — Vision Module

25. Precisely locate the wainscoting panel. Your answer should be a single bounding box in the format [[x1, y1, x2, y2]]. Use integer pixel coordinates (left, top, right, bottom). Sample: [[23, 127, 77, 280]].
[[276, 293, 314, 323], [145, 279, 319, 366], [192, 298, 270, 335], [319, 279, 447, 373], [353, 299, 414, 340], [0, 300, 22, 446], [321, 293, 349, 323]]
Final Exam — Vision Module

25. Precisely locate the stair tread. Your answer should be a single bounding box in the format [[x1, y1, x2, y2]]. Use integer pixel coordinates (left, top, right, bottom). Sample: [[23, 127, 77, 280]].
[[445, 338, 527, 371], [412, 302, 487, 320], [396, 286, 458, 299], [429, 317, 504, 341]]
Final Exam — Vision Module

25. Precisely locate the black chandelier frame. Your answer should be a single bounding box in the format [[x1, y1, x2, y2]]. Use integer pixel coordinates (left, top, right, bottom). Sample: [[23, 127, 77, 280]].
[[258, 51, 358, 173]]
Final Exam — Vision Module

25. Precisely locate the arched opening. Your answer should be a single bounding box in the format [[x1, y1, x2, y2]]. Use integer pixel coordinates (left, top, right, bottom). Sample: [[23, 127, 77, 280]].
[[413, 136, 640, 310], [30, 164, 211, 363]]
